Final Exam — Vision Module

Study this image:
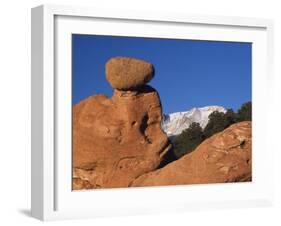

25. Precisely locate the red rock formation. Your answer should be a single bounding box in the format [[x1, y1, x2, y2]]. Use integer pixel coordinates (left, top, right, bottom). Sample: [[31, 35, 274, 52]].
[[73, 56, 252, 190], [73, 85, 171, 189], [131, 121, 252, 187]]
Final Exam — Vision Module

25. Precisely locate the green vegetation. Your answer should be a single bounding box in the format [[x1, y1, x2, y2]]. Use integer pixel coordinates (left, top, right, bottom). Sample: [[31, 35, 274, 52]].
[[171, 101, 252, 159], [203, 109, 237, 139], [237, 101, 252, 121], [172, 122, 204, 158]]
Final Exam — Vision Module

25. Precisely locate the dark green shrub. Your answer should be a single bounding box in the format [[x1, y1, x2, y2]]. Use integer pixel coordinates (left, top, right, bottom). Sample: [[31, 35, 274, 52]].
[[203, 109, 237, 139], [172, 122, 204, 158], [237, 101, 252, 121]]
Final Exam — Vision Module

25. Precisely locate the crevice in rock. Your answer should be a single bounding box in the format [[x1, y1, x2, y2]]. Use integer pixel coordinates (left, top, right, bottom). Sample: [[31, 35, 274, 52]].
[[139, 114, 149, 135]]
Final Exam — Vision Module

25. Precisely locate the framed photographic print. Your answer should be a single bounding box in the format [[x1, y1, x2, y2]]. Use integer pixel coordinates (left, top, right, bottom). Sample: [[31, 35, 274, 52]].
[[31, 4, 274, 221]]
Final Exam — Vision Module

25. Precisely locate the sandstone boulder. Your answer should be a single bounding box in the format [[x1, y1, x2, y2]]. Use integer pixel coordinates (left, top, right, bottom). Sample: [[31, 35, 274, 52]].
[[131, 121, 252, 187], [73, 85, 171, 189], [105, 57, 154, 90]]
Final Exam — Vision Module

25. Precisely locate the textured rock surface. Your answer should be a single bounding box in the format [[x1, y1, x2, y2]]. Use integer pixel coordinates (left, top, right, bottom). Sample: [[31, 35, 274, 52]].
[[131, 121, 252, 187], [73, 56, 252, 190], [105, 57, 154, 90], [73, 85, 171, 189]]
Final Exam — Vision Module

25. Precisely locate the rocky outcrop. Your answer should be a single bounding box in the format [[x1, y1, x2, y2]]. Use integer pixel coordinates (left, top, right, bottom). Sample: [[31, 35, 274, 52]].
[[73, 57, 170, 189], [131, 121, 252, 187], [73, 56, 252, 190], [105, 57, 154, 90]]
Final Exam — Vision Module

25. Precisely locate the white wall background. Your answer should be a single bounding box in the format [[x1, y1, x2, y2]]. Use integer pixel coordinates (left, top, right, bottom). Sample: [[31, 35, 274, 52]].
[[0, 0, 280, 225]]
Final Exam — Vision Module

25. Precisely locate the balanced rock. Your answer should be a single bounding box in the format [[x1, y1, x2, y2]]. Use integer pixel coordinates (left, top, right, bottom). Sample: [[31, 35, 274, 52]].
[[105, 57, 154, 90], [73, 85, 171, 189], [131, 121, 252, 187]]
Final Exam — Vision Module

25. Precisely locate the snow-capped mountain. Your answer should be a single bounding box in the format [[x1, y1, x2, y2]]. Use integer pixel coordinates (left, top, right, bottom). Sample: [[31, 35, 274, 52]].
[[162, 106, 227, 137]]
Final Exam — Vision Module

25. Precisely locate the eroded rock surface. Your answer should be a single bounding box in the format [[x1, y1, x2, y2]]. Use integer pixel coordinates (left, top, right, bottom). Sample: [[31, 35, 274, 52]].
[[131, 121, 252, 187], [73, 56, 251, 190], [73, 57, 170, 189]]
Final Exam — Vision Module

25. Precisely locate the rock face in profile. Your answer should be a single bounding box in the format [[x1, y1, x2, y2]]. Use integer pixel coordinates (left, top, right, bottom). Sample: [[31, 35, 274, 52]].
[[131, 121, 252, 187], [105, 57, 154, 90], [73, 57, 170, 189]]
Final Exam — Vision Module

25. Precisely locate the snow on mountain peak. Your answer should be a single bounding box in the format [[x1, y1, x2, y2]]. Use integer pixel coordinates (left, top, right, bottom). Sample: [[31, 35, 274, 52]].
[[162, 106, 227, 136]]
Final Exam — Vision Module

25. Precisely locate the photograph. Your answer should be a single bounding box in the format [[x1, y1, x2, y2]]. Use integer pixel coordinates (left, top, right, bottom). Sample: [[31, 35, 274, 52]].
[[72, 34, 252, 190]]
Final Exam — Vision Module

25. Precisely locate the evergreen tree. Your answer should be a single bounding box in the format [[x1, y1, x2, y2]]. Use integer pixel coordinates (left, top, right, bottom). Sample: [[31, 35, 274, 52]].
[[203, 109, 237, 139], [173, 122, 204, 158], [237, 101, 252, 121]]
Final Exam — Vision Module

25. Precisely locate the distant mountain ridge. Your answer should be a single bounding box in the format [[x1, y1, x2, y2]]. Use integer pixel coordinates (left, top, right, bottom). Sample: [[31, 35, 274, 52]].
[[162, 106, 227, 137]]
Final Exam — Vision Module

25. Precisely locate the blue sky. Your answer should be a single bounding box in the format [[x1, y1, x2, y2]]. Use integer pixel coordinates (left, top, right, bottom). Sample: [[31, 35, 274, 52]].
[[72, 34, 251, 114]]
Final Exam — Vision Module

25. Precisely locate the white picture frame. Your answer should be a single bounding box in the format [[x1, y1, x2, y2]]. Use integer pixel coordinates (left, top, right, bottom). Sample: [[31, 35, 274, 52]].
[[31, 4, 274, 221]]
